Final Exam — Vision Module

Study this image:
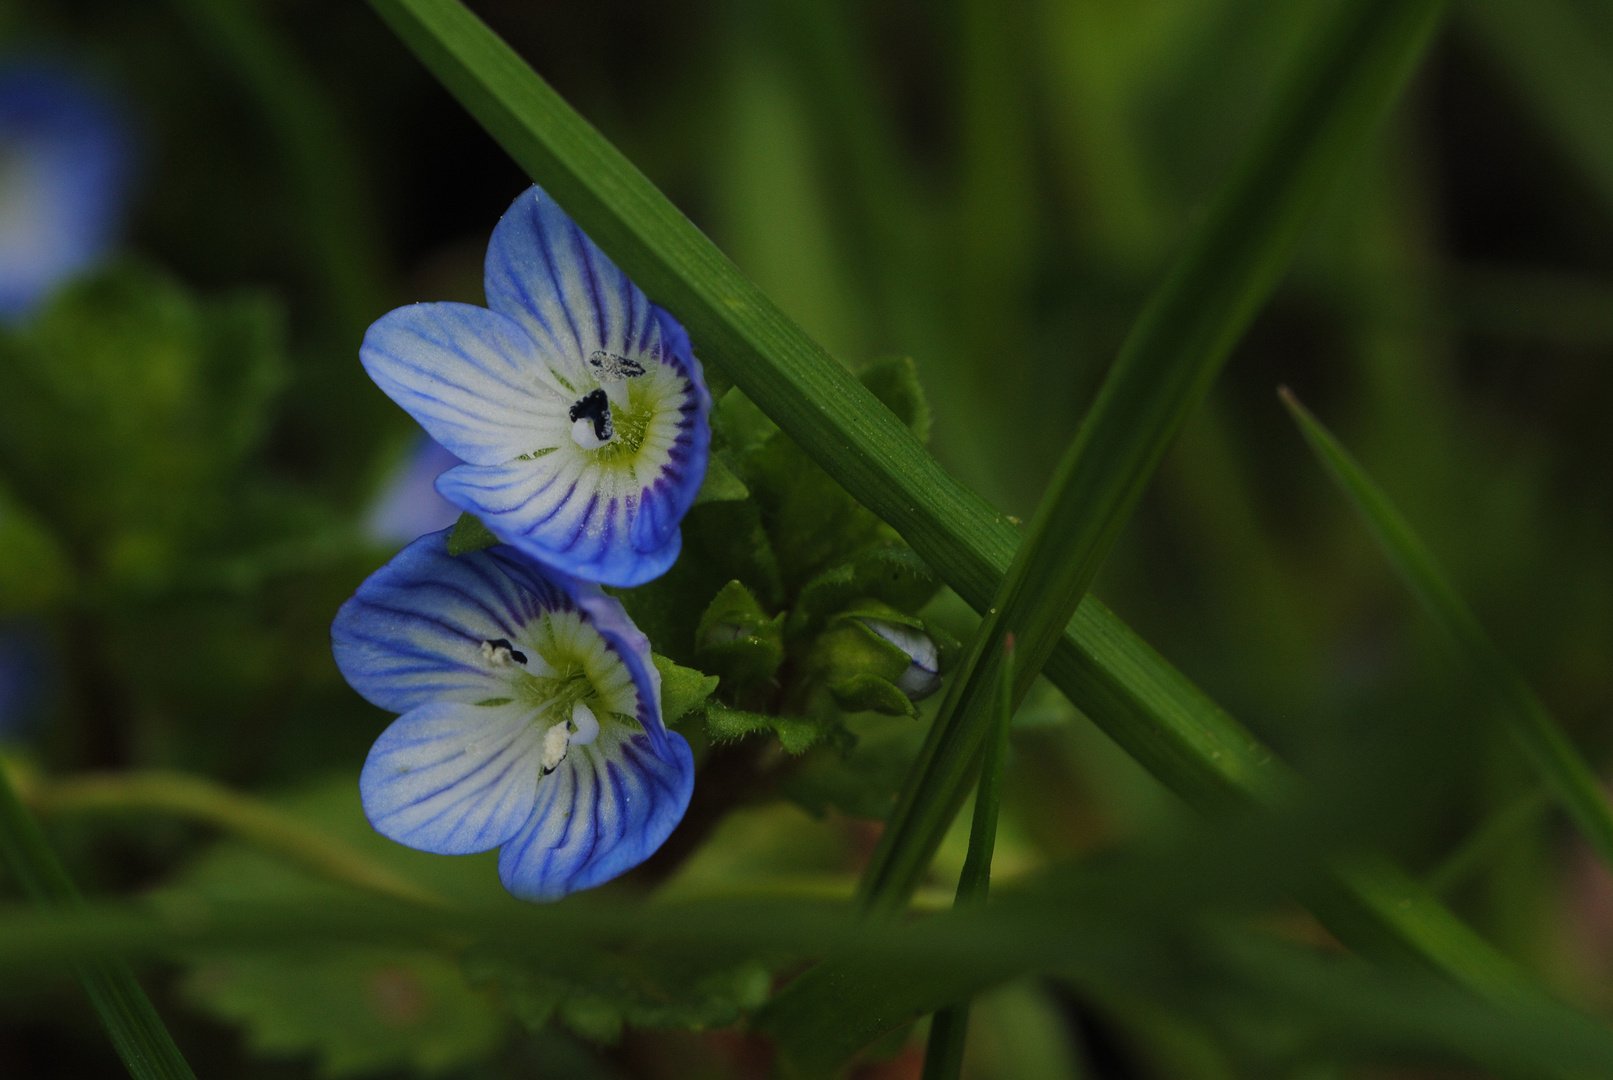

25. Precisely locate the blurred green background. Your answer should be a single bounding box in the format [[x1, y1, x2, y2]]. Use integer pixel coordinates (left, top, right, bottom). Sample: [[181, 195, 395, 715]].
[[3, 0, 1613, 1077]]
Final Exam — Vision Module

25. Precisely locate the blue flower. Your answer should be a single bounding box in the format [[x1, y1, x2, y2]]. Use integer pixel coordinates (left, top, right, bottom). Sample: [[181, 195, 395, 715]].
[[360, 186, 712, 588], [332, 528, 694, 900], [365, 434, 463, 546], [0, 620, 53, 741], [0, 61, 131, 318]]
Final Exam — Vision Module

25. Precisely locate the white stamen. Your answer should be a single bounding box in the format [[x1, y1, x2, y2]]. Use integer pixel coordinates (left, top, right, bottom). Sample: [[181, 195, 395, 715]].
[[571, 416, 611, 450], [569, 700, 600, 745], [540, 722, 570, 773], [480, 639, 524, 667]]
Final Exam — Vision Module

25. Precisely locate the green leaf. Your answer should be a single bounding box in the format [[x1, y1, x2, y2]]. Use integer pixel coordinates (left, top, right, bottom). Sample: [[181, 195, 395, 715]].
[[783, 713, 927, 821], [826, 674, 917, 719], [692, 454, 750, 506], [362, 0, 1562, 1038], [446, 512, 499, 555], [652, 654, 720, 727], [165, 776, 516, 1076], [183, 948, 505, 1077], [1281, 389, 1613, 869], [0, 763, 197, 1080], [463, 946, 770, 1043], [613, 500, 784, 664], [694, 580, 785, 690], [0, 262, 286, 578], [791, 546, 939, 638], [858, 355, 931, 444], [705, 701, 831, 757]]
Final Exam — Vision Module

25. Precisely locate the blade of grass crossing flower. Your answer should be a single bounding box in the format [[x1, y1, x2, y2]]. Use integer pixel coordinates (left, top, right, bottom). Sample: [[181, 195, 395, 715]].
[[858, 0, 1447, 914], [361, 0, 1557, 1028], [921, 636, 1015, 1080], [1282, 389, 1613, 866], [0, 766, 196, 1080]]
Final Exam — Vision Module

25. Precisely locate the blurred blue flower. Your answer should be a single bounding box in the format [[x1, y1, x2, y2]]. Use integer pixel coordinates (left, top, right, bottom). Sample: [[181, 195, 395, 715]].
[[332, 528, 694, 901], [0, 620, 53, 740], [0, 62, 130, 318], [365, 434, 463, 546], [361, 186, 711, 588]]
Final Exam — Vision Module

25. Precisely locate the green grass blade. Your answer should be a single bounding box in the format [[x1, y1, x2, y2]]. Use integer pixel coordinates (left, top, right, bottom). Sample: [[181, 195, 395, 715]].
[[362, 0, 1561, 1040], [921, 637, 1015, 1080], [1282, 388, 1613, 867], [857, 0, 1447, 914], [1423, 789, 1552, 897], [0, 767, 196, 1080]]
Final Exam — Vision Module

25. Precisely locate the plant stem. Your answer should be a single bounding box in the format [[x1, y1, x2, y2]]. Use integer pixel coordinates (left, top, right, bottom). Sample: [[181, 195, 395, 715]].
[[921, 636, 1015, 1080]]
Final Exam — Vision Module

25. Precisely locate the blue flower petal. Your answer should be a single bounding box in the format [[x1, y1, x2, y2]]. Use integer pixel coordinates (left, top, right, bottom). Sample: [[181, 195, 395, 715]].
[[365, 434, 463, 545], [435, 456, 686, 589], [360, 699, 541, 855], [496, 725, 695, 900], [361, 302, 573, 466], [0, 63, 131, 318], [331, 529, 575, 713], [483, 186, 657, 375]]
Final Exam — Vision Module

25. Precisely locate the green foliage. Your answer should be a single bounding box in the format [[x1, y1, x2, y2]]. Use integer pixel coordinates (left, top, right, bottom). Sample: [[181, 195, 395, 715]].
[[446, 511, 499, 555], [182, 948, 504, 1077], [463, 945, 770, 1044], [695, 580, 785, 691], [0, 488, 72, 615], [652, 654, 720, 727], [0, 262, 286, 586], [857, 355, 931, 444], [1283, 390, 1613, 869]]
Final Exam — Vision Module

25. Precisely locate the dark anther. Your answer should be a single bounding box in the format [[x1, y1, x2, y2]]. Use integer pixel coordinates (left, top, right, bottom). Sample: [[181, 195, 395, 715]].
[[485, 637, 527, 665], [588, 350, 646, 380], [569, 388, 613, 442]]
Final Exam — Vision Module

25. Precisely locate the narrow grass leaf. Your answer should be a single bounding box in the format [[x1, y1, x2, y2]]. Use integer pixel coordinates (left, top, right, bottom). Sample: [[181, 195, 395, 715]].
[[1423, 789, 1551, 897], [2, 886, 1613, 1076], [1282, 389, 1613, 868], [856, 0, 1447, 916], [0, 766, 196, 1080], [27, 769, 442, 906], [362, 0, 1559, 1035], [920, 636, 1015, 1080]]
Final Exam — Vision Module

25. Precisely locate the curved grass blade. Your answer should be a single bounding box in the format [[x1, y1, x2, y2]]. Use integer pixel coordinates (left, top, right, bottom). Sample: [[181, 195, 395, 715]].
[[1281, 388, 1613, 868], [361, 0, 1560, 1036], [920, 636, 1015, 1080], [25, 769, 442, 906], [0, 766, 196, 1080]]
